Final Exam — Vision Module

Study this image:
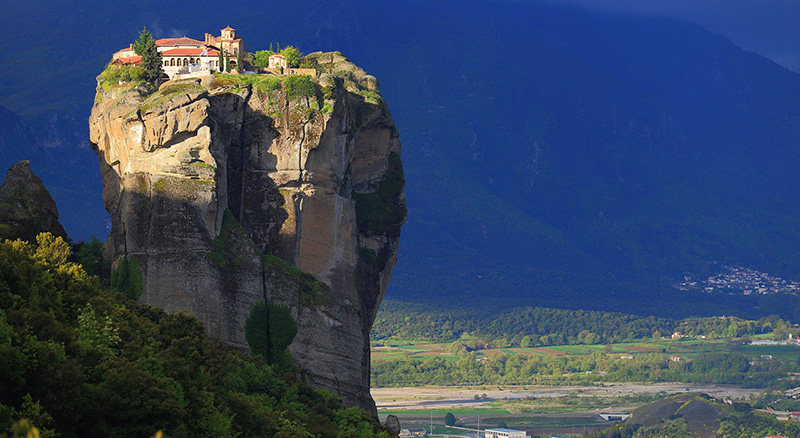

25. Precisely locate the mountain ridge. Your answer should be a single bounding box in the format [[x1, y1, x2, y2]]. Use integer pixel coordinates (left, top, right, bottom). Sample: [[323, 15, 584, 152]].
[[3, 0, 800, 319]]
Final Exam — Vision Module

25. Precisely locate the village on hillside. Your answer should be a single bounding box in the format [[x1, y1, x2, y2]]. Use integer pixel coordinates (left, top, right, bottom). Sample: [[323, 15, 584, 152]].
[[111, 26, 316, 80], [674, 265, 800, 296]]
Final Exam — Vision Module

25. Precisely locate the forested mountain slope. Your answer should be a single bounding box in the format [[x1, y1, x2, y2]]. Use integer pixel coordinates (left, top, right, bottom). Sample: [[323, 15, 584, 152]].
[[3, 0, 800, 318]]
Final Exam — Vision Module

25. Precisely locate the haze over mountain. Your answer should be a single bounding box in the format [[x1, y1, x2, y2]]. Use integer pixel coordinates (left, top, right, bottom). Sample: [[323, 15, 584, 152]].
[[3, 0, 800, 319]]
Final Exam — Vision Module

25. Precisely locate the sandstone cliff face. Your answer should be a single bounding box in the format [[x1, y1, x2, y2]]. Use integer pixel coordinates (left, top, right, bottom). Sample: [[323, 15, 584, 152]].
[[89, 53, 405, 413], [0, 161, 67, 242]]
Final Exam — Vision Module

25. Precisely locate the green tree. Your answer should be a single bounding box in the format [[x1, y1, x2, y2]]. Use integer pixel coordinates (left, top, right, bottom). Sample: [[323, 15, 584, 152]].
[[224, 53, 231, 73], [132, 27, 163, 83], [253, 50, 275, 68], [217, 50, 223, 73], [280, 46, 302, 68], [73, 236, 105, 277], [244, 302, 298, 365], [111, 256, 143, 301], [444, 412, 456, 426]]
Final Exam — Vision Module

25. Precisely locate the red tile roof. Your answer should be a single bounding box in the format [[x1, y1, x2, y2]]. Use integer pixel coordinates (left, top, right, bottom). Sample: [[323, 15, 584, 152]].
[[111, 56, 142, 65], [269, 53, 285, 58], [156, 37, 204, 47], [222, 26, 235, 31], [161, 48, 219, 57]]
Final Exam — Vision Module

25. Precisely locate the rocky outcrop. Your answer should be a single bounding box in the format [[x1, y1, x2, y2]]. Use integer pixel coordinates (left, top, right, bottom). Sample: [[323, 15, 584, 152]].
[[89, 53, 405, 414], [0, 161, 67, 242]]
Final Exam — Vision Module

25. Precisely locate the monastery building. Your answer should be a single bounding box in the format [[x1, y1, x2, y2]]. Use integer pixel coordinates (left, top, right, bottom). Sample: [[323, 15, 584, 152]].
[[112, 27, 244, 79]]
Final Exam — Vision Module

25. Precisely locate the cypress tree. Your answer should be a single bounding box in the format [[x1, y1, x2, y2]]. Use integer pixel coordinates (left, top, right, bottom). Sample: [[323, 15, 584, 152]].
[[225, 53, 231, 73], [133, 27, 163, 83], [217, 50, 224, 73]]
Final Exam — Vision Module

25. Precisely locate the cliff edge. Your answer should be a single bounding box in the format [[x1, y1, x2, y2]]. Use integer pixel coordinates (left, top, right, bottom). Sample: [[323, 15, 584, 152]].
[[88, 52, 405, 413]]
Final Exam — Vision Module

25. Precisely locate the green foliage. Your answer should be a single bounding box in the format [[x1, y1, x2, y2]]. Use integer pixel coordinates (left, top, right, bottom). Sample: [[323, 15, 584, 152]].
[[208, 210, 238, 269], [372, 300, 779, 345], [253, 50, 275, 68], [225, 53, 231, 73], [353, 152, 406, 236], [262, 255, 329, 306], [245, 302, 298, 367], [138, 81, 202, 114], [280, 46, 302, 68], [217, 50, 224, 73], [132, 27, 163, 83], [359, 248, 377, 264], [71, 237, 107, 278], [110, 256, 142, 301], [444, 412, 456, 426], [0, 233, 390, 438], [30, 233, 69, 267], [211, 74, 283, 94], [76, 303, 120, 356], [99, 65, 147, 87], [283, 74, 316, 99]]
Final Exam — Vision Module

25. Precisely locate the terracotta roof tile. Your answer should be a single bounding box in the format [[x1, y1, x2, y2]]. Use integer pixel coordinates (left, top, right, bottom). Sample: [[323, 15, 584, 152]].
[[161, 47, 219, 57], [112, 56, 142, 65], [156, 37, 204, 47]]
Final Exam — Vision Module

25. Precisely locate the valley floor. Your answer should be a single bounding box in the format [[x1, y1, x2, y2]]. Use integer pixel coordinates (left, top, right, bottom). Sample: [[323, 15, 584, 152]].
[[373, 383, 764, 435]]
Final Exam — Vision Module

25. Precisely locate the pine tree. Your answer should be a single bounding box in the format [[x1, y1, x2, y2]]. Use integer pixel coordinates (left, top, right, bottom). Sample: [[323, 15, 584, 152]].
[[132, 27, 163, 83]]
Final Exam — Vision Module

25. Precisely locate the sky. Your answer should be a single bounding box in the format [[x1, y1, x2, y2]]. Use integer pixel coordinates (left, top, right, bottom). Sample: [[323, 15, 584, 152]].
[[543, 0, 800, 72]]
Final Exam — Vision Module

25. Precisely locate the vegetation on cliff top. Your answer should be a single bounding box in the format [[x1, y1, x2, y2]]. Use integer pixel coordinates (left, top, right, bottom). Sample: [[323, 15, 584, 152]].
[[0, 233, 390, 437]]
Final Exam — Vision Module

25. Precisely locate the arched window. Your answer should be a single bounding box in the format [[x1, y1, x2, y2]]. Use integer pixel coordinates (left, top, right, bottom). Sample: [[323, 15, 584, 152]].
[[183, 58, 188, 66], [170, 58, 175, 67]]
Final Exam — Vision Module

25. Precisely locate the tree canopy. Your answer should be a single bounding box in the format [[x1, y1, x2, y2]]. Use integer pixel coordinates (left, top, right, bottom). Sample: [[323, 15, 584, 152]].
[[280, 46, 302, 68], [0, 233, 391, 437], [132, 27, 163, 82]]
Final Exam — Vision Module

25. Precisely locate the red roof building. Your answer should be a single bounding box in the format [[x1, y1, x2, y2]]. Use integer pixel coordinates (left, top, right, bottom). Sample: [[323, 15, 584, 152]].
[[110, 27, 243, 78]]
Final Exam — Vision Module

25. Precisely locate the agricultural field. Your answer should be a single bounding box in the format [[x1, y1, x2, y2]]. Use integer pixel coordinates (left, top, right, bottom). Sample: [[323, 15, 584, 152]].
[[371, 338, 799, 363], [373, 383, 765, 436]]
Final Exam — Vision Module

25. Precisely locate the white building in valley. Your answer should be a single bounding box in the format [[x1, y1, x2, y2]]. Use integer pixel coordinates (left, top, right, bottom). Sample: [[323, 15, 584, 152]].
[[485, 428, 530, 438]]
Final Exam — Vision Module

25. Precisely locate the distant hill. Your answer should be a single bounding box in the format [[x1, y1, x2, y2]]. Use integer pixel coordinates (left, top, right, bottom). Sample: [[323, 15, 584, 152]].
[[627, 393, 733, 437], [4, 0, 800, 319]]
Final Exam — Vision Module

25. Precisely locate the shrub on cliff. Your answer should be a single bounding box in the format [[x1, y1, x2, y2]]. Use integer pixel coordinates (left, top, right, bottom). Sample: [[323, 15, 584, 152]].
[[100, 65, 147, 86], [283, 74, 316, 99]]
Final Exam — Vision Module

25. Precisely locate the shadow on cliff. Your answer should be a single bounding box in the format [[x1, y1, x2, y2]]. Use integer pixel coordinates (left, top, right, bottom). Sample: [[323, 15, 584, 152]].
[[207, 92, 291, 258]]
